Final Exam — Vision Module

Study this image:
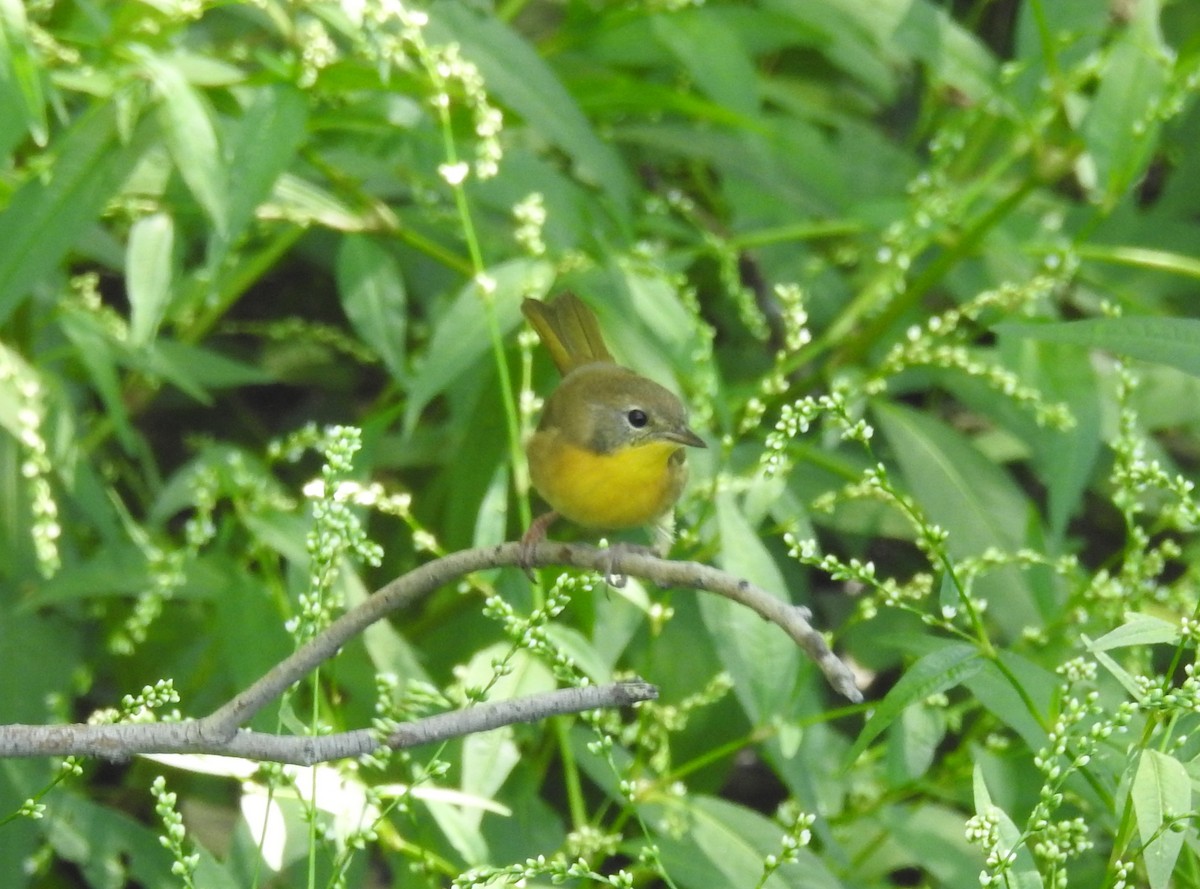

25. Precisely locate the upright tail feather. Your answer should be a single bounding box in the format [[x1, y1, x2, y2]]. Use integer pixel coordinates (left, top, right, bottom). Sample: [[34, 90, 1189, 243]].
[[521, 293, 614, 375]]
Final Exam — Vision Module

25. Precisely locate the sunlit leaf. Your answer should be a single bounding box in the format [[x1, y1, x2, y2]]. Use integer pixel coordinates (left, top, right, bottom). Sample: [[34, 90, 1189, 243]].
[[127, 212, 175, 346]]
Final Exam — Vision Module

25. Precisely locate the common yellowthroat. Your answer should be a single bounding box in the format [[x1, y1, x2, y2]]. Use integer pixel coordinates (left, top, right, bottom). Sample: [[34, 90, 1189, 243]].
[[520, 293, 705, 566]]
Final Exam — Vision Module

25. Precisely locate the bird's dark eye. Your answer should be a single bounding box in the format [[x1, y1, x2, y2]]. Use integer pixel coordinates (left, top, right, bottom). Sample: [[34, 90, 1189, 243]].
[[626, 408, 648, 428]]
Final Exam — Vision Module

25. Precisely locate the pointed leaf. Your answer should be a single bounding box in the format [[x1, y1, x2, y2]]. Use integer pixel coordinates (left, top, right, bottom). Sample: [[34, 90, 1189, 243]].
[[336, 235, 408, 381], [998, 318, 1200, 379], [846, 641, 981, 766], [702, 491, 797, 723], [873, 401, 1031, 556], [1133, 749, 1190, 889], [404, 259, 553, 430], [972, 764, 1045, 889], [223, 84, 308, 245], [127, 212, 175, 346], [427, 6, 634, 210], [141, 51, 228, 235], [0, 0, 47, 146], [0, 106, 149, 323], [1089, 613, 1180, 652]]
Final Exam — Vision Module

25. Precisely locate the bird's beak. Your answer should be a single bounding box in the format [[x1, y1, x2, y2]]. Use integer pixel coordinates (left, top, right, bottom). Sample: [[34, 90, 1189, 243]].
[[667, 425, 707, 448]]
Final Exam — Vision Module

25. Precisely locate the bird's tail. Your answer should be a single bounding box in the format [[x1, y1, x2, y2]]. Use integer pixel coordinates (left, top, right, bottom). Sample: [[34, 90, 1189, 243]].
[[521, 293, 614, 375]]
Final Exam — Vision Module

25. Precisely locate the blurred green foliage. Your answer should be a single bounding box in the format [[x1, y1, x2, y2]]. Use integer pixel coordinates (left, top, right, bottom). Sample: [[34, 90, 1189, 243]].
[[2, 0, 1200, 886]]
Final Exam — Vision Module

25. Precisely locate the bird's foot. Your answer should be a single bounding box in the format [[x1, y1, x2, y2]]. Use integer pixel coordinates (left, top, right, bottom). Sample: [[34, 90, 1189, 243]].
[[518, 510, 559, 580], [598, 541, 658, 588]]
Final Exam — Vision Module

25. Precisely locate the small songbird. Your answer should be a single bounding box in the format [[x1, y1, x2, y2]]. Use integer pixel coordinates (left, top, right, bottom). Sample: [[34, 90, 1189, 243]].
[[520, 293, 705, 575]]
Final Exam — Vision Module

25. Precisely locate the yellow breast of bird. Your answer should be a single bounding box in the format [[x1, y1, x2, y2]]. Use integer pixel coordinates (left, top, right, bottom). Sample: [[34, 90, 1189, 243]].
[[528, 431, 686, 530]]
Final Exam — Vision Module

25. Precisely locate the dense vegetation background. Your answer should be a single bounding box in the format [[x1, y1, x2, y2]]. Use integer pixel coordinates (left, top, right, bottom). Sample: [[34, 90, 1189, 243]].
[[2, 0, 1200, 886]]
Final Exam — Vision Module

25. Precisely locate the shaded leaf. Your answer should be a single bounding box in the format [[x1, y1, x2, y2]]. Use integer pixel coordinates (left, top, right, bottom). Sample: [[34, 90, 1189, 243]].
[[964, 653, 1053, 753], [973, 764, 1045, 889], [847, 641, 982, 766], [701, 491, 798, 723], [1133, 749, 1190, 889], [998, 317, 1200, 379], [336, 235, 408, 382], [222, 84, 308, 246], [0, 106, 150, 324], [428, 5, 634, 211], [404, 259, 554, 431], [873, 401, 1032, 556], [648, 795, 841, 889]]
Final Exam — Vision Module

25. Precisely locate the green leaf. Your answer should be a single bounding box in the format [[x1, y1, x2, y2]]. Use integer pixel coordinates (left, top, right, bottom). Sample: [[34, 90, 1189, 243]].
[[1090, 646, 1142, 698], [880, 803, 987, 886], [45, 791, 242, 889], [1014, 339, 1102, 542], [701, 491, 797, 723], [0, 106, 150, 324], [58, 307, 136, 450], [427, 6, 634, 211], [887, 701, 946, 783], [461, 726, 519, 831], [1082, 11, 1171, 207], [222, 84, 308, 246], [542, 623, 616, 686], [972, 764, 1045, 889], [1089, 613, 1180, 651], [140, 51, 229, 236], [20, 543, 150, 606], [846, 641, 982, 766], [648, 795, 842, 889], [1072, 244, 1200, 281], [0, 0, 47, 147], [893, 1, 997, 99], [127, 213, 175, 346], [265, 173, 369, 230], [652, 9, 760, 117], [336, 235, 408, 382], [404, 258, 554, 431], [874, 400, 1040, 634], [964, 653, 1053, 752], [761, 0, 896, 101], [997, 317, 1200, 379], [149, 339, 273, 398], [1133, 749, 1190, 889], [872, 400, 1031, 555]]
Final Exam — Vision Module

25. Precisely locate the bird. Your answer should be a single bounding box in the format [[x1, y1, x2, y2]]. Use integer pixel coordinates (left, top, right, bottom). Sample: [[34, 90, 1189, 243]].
[[519, 292, 705, 581]]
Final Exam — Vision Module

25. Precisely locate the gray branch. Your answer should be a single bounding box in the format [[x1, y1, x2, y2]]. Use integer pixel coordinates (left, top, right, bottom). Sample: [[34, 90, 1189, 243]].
[[0, 541, 860, 764], [0, 681, 658, 765]]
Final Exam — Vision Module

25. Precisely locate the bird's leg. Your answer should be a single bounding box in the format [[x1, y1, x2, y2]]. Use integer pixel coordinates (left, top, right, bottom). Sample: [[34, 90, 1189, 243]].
[[519, 510, 559, 579], [599, 514, 678, 587], [650, 512, 676, 558]]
